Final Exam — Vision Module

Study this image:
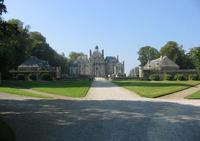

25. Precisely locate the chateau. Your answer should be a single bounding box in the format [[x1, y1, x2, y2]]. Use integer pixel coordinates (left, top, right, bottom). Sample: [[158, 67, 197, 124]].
[[69, 46, 125, 77]]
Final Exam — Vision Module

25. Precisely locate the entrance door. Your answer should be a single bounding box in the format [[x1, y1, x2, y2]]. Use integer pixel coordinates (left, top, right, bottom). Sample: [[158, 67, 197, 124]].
[[95, 66, 100, 77]]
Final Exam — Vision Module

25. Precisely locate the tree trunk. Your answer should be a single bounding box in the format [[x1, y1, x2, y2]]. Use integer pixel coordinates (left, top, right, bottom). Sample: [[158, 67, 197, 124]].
[[0, 72, 1, 84]]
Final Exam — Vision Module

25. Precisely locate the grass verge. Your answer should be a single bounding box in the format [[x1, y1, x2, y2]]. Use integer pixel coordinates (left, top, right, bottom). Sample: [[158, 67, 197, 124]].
[[113, 80, 200, 98], [4, 80, 92, 98], [186, 90, 200, 99], [0, 85, 51, 98]]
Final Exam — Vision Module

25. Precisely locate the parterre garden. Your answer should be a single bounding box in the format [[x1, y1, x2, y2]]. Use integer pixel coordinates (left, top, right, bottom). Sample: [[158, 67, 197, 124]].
[[113, 80, 200, 98]]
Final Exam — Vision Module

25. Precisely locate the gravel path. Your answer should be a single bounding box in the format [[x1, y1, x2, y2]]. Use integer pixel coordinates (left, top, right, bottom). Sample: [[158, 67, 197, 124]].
[[1, 99, 200, 141], [159, 84, 200, 100], [0, 92, 40, 100], [85, 80, 142, 100]]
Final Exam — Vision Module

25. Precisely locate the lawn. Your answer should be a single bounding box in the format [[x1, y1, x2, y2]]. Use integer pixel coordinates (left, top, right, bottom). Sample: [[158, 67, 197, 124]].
[[0, 85, 51, 98], [113, 80, 200, 98], [186, 90, 200, 99], [4, 80, 92, 98]]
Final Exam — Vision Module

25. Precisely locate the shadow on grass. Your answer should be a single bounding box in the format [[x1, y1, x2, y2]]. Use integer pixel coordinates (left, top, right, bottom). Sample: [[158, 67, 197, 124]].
[[113, 81, 197, 88], [2, 80, 92, 89], [0, 99, 200, 141]]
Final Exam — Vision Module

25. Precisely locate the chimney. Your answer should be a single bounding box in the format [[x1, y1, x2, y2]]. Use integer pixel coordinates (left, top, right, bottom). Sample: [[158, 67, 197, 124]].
[[90, 49, 92, 57], [117, 55, 119, 61], [102, 49, 104, 57]]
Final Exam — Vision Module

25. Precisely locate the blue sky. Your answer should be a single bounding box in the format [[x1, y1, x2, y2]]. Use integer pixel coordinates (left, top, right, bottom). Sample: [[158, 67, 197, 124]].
[[3, 0, 200, 74]]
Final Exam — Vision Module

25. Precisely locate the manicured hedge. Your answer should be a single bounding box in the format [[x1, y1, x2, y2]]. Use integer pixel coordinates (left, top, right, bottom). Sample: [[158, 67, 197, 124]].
[[17, 74, 25, 80], [149, 74, 160, 81], [29, 74, 37, 81], [163, 73, 172, 80], [174, 74, 185, 81], [41, 73, 52, 81], [188, 74, 198, 80]]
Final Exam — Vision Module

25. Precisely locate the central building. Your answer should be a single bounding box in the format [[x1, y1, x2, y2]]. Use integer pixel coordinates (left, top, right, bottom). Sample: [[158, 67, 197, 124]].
[[69, 46, 125, 77], [89, 46, 106, 77]]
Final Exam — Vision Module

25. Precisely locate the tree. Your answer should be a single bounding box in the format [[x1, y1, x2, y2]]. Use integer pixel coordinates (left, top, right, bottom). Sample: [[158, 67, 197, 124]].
[[160, 41, 194, 69], [7, 19, 30, 67], [160, 41, 180, 62], [188, 47, 200, 74], [0, 19, 30, 78], [29, 31, 69, 72], [138, 46, 160, 66], [0, 0, 7, 15], [176, 52, 195, 69], [69, 52, 84, 61]]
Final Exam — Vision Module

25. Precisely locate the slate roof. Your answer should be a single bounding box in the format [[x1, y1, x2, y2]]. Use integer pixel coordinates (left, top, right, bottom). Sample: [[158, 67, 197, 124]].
[[18, 56, 50, 69], [105, 56, 118, 63], [143, 56, 179, 70]]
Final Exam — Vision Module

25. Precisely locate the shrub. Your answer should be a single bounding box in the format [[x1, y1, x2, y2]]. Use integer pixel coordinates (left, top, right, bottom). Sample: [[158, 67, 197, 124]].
[[163, 73, 172, 80], [174, 74, 185, 81], [41, 73, 52, 81], [17, 74, 25, 80], [149, 74, 160, 81], [188, 74, 198, 80], [29, 74, 37, 81]]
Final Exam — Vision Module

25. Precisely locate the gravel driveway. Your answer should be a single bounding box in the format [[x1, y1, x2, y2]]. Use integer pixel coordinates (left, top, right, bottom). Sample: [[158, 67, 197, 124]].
[[1, 99, 200, 141], [85, 80, 142, 100]]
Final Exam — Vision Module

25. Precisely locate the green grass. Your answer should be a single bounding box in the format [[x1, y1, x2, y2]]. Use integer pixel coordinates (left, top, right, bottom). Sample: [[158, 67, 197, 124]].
[[0, 85, 51, 98], [186, 90, 200, 99], [4, 80, 92, 98], [113, 80, 200, 98]]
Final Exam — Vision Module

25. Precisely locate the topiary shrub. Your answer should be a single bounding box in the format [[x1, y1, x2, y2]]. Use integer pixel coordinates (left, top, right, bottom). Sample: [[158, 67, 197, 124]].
[[41, 73, 52, 81], [29, 74, 37, 81], [174, 74, 185, 81], [163, 73, 172, 80], [17, 74, 25, 80], [149, 74, 160, 81], [188, 74, 198, 80]]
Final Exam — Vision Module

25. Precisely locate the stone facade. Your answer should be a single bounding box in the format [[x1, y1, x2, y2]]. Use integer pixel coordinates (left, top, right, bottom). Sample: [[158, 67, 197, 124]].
[[139, 56, 180, 78], [10, 56, 60, 80], [129, 67, 139, 77], [69, 46, 125, 77], [143, 56, 179, 71]]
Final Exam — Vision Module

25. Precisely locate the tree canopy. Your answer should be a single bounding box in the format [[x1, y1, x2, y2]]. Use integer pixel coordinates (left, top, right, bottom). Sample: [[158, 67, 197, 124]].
[[188, 47, 200, 74], [138, 46, 160, 66], [0, 0, 7, 15], [69, 52, 84, 61], [0, 19, 69, 78], [160, 41, 194, 69], [160, 41, 180, 62]]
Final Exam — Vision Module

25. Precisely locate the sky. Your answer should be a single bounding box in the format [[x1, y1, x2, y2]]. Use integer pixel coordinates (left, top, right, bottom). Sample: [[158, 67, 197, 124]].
[[3, 0, 200, 74]]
